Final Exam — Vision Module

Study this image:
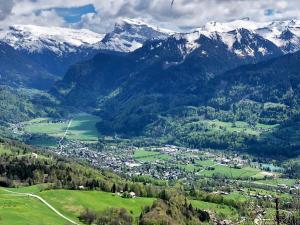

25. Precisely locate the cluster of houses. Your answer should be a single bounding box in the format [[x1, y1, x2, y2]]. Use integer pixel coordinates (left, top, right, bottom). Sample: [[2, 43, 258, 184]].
[[50, 140, 299, 199], [216, 155, 247, 169], [117, 191, 136, 198], [52, 142, 207, 180]]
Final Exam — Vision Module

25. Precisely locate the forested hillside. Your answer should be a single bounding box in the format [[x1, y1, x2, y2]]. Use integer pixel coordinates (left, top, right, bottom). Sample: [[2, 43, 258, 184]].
[[0, 86, 62, 125]]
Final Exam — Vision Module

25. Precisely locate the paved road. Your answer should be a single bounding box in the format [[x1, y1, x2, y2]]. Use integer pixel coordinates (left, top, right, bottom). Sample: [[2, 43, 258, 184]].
[[1, 188, 79, 225], [58, 119, 73, 153]]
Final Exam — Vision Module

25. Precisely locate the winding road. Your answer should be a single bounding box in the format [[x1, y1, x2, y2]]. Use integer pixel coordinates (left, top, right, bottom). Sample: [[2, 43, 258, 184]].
[[1, 188, 79, 225]]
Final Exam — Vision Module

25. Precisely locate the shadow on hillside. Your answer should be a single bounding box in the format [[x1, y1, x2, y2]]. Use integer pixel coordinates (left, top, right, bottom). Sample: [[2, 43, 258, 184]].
[[246, 116, 300, 158]]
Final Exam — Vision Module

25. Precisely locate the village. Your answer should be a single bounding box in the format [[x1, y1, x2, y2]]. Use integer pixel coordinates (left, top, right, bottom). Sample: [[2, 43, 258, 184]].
[[46, 139, 300, 196]]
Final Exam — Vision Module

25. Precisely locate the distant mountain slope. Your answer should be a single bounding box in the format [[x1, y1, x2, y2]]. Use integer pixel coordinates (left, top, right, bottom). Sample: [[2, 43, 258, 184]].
[[208, 51, 300, 156], [210, 50, 300, 108], [0, 85, 61, 125], [0, 41, 57, 89]]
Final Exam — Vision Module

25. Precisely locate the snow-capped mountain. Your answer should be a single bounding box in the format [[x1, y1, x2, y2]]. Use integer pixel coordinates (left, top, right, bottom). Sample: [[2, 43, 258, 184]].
[[100, 18, 174, 52], [0, 25, 104, 55], [151, 26, 282, 63], [0, 25, 105, 77], [1, 17, 300, 91], [198, 18, 300, 53], [0, 20, 176, 89], [208, 28, 282, 59], [256, 20, 300, 53]]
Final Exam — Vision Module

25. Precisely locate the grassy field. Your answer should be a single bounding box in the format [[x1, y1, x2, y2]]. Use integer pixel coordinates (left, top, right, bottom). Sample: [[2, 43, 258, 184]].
[[201, 165, 261, 179], [38, 190, 155, 223], [0, 185, 243, 225], [133, 149, 171, 162], [180, 159, 217, 171], [0, 187, 155, 225], [28, 137, 58, 148], [204, 120, 277, 136], [191, 199, 239, 220], [24, 113, 101, 143], [0, 189, 67, 225], [255, 178, 297, 186]]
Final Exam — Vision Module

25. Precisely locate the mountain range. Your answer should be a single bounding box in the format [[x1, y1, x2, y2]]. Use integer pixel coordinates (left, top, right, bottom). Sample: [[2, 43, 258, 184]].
[[1, 18, 300, 89], [0, 19, 172, 89], [1, 18, 300, 155]]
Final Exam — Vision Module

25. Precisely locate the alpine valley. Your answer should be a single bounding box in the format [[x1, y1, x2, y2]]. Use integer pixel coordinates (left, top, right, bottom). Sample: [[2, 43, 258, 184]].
[[1, 17, 300, 225]]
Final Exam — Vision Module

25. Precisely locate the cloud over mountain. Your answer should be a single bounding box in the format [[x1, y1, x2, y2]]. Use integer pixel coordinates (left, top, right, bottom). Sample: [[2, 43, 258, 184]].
[[1, 0, 300, 32]]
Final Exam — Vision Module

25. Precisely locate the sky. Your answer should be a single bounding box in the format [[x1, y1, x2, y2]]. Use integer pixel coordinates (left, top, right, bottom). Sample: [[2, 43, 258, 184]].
[[0, 0, 300, 33]]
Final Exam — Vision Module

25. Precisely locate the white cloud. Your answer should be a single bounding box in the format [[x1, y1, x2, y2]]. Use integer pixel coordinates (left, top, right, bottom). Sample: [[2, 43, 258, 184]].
[[0, 0, 14, 20], [0, 0, 300, 33]]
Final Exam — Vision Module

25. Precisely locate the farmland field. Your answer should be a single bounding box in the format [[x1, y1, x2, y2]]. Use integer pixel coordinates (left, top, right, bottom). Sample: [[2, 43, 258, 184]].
[[201, 165, 261, 179], [23, 113, 101, 143], [133, 149, 171, 162]]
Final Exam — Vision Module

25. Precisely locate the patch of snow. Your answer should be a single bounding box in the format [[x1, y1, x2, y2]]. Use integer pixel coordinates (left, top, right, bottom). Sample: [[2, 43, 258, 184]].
[[258, 47, 268, 55], [173, 31, 201, 56]]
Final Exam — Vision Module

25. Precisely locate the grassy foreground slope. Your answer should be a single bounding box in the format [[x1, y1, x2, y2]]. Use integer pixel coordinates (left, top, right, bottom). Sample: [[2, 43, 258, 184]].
[[0, 186, 241, 225], [39, 190, 155, 223], [0, 185, 155, 225], [0, 189, 67, 225]]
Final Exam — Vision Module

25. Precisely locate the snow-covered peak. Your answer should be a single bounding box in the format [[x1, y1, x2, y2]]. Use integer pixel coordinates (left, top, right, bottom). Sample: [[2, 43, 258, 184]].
[[172, 31, 202, 56], [255, 20, 300, 53], [199, 18, 300, 37], [198, 18, 300, 53], [199, 18, 266, 34], [205, 28, 280, 58], [118, 18, 175, 35], [1, 24, 104, 55], [100, 18, 174, 52]]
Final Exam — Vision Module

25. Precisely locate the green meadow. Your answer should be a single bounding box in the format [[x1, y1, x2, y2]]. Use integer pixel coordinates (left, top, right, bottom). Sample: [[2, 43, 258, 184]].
[[0, 186, 242, 225], [191, 200, 239, 220], [133, 149, 171, 162], [24, 113, 101, 143], [0, 189, 67, 225], [0, 187, 155, 225], [201, 165, 261, 179]]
